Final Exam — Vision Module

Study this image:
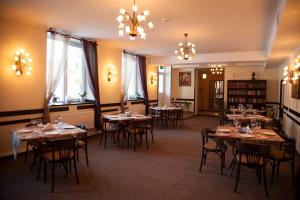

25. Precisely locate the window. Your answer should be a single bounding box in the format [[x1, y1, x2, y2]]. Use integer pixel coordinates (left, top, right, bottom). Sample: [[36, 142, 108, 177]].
[[46, 33, 93, 104], [122, 52, 143, 100]]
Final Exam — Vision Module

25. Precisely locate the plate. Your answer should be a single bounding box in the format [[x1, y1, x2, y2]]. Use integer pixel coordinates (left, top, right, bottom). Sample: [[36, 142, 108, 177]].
[[63, 125, 76, 129], [262, 132, 276, 136], [240, 134, 254, 138], [219, 128, 231, 132], [16, 129, 33, 133]]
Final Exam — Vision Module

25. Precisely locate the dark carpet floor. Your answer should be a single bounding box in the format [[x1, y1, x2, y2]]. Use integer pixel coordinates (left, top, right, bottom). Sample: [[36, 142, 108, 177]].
[[0, 116, 298, 200]]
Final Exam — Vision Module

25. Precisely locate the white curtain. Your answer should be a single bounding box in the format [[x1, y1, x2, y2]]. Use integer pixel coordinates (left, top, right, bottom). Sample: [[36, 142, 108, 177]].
[[121, 52, 143, 100], [43, 32, 69, 122]]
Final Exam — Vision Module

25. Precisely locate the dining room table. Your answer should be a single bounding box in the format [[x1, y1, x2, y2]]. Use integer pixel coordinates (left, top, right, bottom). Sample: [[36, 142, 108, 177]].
[[11, 123, 87, 160], [226, 113, 272, 122], [229, 108, 265, 114], [215, 126, 284, 144], [150, 106, 183, 127]]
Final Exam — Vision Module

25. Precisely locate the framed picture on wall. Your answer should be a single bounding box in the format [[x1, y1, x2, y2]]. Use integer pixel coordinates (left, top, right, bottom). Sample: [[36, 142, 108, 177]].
[[292, 79, 300, 99], [179, 71, 191, 86]]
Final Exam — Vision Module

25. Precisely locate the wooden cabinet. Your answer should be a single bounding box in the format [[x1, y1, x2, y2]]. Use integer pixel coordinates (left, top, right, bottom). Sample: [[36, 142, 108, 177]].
[[227, 80, 266, 109]]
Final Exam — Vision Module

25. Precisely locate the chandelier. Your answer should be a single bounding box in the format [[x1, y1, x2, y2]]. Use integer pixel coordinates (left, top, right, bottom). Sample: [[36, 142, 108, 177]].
[[210, 64, 225, 75], [174, 33, 196, 60], [282, 55, 300, 84], [117, 0, 154, 40]]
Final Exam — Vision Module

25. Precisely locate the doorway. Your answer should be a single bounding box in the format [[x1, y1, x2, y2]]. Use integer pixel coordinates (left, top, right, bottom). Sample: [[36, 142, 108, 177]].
[[158, 66, 171, 106], [197, 69, 224, 114]]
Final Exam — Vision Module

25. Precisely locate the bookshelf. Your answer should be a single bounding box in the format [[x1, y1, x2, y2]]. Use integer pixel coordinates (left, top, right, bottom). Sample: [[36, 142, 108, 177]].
[[227, 80, 266, 109]]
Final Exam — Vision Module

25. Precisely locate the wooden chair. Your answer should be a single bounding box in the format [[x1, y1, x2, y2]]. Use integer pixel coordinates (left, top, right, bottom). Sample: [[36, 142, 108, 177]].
[[75, 124, 89, 166], [233, 142, 270, 197], [199, 128, 227, 174], [36, 136, 79, 192], [99, 117, 118, 148], [268, 136, 296, 186], [126, 119, 150, 152], [175, 108, 184, 127]]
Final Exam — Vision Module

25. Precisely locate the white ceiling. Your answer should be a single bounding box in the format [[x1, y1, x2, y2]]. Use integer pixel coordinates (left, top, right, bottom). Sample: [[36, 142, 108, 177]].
[[0, 0, 279, 57]]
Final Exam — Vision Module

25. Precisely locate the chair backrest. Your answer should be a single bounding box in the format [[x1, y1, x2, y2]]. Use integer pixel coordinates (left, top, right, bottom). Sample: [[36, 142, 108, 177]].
[[128, 118, 150, 133], [237, 142, 270, 168], [201, 128, 214, 145], [46, 136, 77, 161]]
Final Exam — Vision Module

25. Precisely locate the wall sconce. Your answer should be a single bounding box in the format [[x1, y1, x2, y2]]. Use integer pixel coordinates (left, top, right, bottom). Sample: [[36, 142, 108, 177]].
[[282, 55, 300, 84], [11, 49, 33, 76], [202, 73, 207, 79], [150, 73, 158, 85], [108, 64, 118, 82]]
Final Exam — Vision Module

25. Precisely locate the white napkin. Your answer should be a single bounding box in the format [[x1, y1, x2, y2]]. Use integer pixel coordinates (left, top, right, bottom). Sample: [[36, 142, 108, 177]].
[[42, 123, 55, 131]]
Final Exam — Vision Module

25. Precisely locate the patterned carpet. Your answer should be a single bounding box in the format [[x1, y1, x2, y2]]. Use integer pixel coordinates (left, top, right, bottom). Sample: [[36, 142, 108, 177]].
[[0, 116, 298, 200]]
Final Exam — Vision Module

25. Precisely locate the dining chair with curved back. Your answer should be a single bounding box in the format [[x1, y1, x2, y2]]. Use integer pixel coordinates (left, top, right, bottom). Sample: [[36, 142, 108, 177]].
[[126, 118, 150, 152], [75, 124, 89, 166], [268, 135, 296, 186], [234, 142, 270, 197], [199, 128, 227, 175], [36, 136, 79, 192]]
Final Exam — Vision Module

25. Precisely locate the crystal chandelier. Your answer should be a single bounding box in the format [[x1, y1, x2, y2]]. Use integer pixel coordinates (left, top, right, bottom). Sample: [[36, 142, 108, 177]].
[[282, 55, 300, 84], [174, 33, 196, 60], [117, 0, 154, 40], [209, 64, 225, 75]]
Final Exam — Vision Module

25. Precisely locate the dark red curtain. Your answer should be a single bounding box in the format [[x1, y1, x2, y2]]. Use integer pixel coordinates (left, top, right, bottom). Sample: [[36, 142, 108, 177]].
[[137, 55, 149, 115], [82, 40, 102, 129]]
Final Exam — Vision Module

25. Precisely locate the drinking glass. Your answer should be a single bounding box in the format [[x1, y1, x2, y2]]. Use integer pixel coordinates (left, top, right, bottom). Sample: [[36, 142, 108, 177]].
[[251, 119, 256, 129], [256, 121, 261, 129], [233, 119, 241, 128]]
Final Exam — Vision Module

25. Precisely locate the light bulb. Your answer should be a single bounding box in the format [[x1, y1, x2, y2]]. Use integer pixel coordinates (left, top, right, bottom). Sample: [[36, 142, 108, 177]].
[[148, 22, 154, 29], [25, 53, 29, 57], [11, 65, 17, 70], [116, 15, 123, 22], [120, 8, 126, 14], [174, 50, 178, 54], [137, 15, 143, 22], [21, 59, 26, 63], [132, 4, 138, 12], [118, 23, 124, 28], [179, 42, 183, 46], [28, 66, 33, 71], [14, 56, 19, 61], [187, 42, 191, 46], [141, 32, 146, 40], [192, 44, 195, 47], [28, 58, 32, 63], [16, 70, 21, 76], [143, 10, 150, 16], [16, 51, 20, 56], [26, 71, 31, 76], [125, 26, 130, 33], [20, 49, 25, 53], [119, 30, 124, 37], [137, 26, 144, 34]]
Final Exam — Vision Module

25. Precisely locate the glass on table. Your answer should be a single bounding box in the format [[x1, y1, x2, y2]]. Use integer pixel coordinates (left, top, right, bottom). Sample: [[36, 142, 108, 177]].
[[256, 121, 261, 129], [233, 119, 241, 128], [251, 119, 256, 129]]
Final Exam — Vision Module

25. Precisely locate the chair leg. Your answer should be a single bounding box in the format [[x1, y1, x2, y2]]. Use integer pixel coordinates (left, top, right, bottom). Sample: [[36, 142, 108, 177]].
[[51, 162, 55, 193], [276, 161, 280, 176], [37, 156, 42, 180], [220, 152, 225, 175], [24, 142, 29, 162], [229, 159, 237, 177], [203, 152, 208, 165], [291, 159, 296, 185], [85, 146, 89, 167], [256, 167, 262, 184], [99, 132, 103, 145], [76, 148, 79, 161], [73, 157, 79, 184], [234, 162, 241, 192], [151, 129, 154, 144], [44, 161, 47, 183], [263, 166, 269, 197], [133, 133, 136, 152], [145, 133, 149, 149], [271, 160, 276, 186], [199, 149, 205, 172]]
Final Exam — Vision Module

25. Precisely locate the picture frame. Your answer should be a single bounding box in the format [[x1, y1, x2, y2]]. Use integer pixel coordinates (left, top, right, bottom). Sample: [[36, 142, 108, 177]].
[[179, 71, 191, 86]]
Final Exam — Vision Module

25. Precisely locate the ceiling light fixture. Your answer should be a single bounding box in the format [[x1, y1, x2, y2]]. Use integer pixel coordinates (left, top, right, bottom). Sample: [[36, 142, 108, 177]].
[[282, 55, 300, 84], [174, 33, 196, 60], [117, 0, 154, 40], [209, 64, 225, 75]]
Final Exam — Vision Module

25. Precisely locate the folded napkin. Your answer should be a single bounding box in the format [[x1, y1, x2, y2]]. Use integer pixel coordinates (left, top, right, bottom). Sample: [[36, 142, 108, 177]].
[[42, 123, 55, 131]]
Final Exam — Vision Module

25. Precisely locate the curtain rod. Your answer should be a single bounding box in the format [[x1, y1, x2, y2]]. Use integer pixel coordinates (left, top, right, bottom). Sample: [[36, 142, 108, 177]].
[[47, 28, 97, 44], [123, 50, 145, 57]]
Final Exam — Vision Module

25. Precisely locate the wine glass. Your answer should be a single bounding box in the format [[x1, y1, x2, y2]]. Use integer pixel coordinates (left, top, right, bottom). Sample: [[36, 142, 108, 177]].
[[256, 121, 261, 129], [251, 119, 256, 129], [233, 119, 241, 129]]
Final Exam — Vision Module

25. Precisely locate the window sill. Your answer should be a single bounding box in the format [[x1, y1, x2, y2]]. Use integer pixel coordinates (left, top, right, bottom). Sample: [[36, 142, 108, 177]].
[[49, 100, 95, 107]]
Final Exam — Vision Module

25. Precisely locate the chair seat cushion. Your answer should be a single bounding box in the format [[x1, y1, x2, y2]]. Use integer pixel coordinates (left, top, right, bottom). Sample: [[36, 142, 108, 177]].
[[76, 140, 86, 147], [204, 141, 217, 150], [44, 151, 74, 161], [269, 150, 286, 160]]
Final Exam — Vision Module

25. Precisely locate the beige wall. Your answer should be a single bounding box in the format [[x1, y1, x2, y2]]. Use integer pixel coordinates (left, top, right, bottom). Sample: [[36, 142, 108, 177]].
[[0, 17, 46, 111], [0, 17, 157, 157], [171, 68, 195, 112], [224, 66, 279, 105], [277, 47, 300, 152]]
